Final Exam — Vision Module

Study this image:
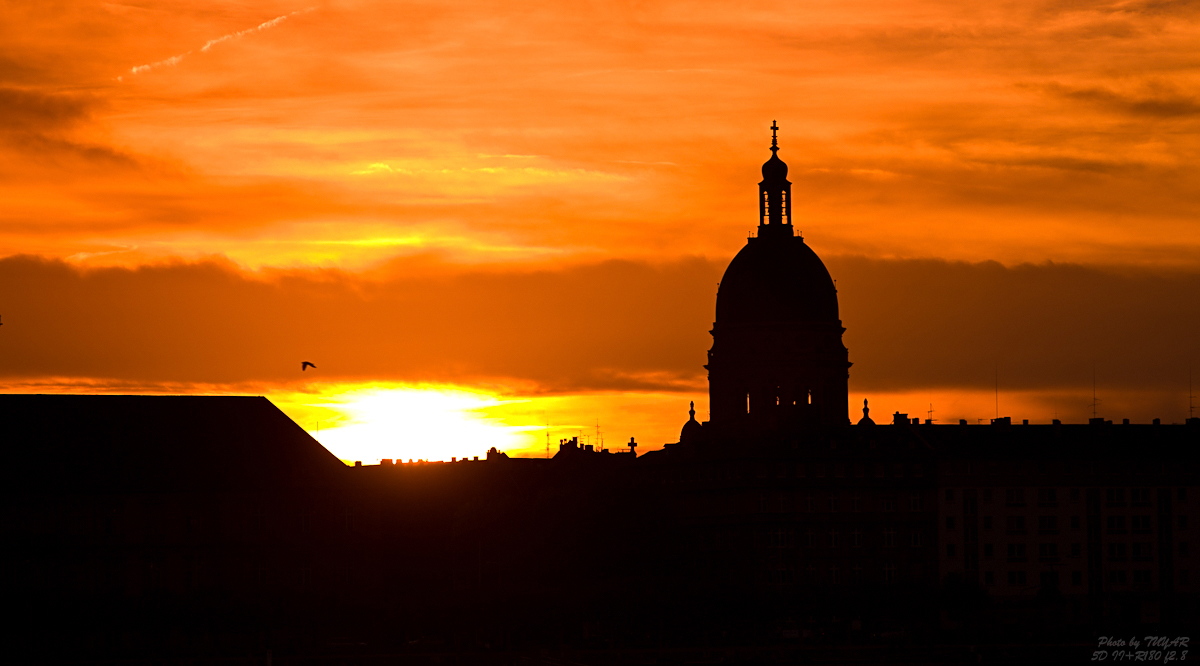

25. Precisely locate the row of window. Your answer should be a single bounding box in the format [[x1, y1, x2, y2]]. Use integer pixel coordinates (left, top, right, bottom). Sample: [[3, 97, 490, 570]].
[[979, 569, 1185, 587], [943, 514, 1188, 533], [761, 528, 927, 548], [755, 493, 927, 513], [944, 488, 1188, 505], [948, 541, 1189, 560], [767, 563, 913, 586]]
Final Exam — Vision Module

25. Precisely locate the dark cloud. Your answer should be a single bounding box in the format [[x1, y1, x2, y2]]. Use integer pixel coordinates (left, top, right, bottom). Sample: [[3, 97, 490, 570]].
[[0, 87, 91, 131], [1, 254, 1196, 409], [833, 256, 1200, 395], [1044, 82, 1200, 118]]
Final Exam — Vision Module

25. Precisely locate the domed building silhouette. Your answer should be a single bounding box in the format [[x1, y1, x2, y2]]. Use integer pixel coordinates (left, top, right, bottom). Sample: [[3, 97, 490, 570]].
[[700, 122, 850, 440]]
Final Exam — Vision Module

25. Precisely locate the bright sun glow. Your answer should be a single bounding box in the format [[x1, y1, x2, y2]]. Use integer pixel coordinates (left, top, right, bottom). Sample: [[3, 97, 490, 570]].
[[294, 385, 529, 464], [265, 382, 702, 465]]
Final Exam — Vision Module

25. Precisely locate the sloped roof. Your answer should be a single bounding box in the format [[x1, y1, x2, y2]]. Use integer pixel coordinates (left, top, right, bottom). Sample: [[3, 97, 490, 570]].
[[0, 395, 347, 494]]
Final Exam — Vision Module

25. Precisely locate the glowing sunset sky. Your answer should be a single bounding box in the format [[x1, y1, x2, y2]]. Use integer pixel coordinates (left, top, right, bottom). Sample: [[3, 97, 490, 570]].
[[2, 0, 1198, 462]]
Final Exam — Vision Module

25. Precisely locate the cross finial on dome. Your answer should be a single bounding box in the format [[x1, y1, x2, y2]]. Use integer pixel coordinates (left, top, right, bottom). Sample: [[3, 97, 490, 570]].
[[689, 401, 696, 420], [770, 120, 779, 153]]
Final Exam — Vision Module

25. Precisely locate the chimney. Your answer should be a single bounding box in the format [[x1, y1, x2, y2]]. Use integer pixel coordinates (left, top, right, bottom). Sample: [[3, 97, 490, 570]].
[[893, 412, 908, 425]]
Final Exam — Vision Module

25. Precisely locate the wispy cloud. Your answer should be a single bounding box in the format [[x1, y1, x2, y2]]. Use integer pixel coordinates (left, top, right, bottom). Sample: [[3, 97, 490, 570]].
[[122, 8, 314, 79], [199, 8, 315, 52]]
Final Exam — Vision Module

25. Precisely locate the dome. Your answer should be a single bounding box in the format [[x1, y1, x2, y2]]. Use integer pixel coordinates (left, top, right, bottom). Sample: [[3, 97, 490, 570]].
[[679, 401, 705, 444], [715, 236, 839, 324], [761, 152, 788, 182]]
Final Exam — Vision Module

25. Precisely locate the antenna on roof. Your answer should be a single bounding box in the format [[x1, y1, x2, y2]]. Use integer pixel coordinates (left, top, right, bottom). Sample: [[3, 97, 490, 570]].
[[1092, 365, 1099, 419], [927, 403, 934, 423], [545, 420, 550, 459], [994, 364, 999, 420], [1190, 367, 1195, 419]]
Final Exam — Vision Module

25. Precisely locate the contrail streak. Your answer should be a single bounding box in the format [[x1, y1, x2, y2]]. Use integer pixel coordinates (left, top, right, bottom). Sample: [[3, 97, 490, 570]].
[[122, 8, 314, 79], [200, 8, 314, 52]]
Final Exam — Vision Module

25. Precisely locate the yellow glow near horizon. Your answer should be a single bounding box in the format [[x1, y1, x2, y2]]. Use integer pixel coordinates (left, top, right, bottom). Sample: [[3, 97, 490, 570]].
[[279, 385, 528, 464], [267, 382, 701, 465]]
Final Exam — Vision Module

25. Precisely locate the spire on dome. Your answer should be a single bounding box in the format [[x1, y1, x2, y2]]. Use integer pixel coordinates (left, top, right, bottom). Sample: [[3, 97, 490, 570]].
[[758, 121, 793, 236]]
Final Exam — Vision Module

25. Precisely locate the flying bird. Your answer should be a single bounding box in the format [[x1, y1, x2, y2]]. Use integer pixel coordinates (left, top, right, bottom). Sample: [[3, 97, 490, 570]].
[[301, 361, 316, 371]]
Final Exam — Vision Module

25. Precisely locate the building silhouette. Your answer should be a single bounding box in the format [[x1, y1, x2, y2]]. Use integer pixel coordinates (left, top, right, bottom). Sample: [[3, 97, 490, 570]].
[[4, 128, 1200, 663], [705, 122, 849, 438]]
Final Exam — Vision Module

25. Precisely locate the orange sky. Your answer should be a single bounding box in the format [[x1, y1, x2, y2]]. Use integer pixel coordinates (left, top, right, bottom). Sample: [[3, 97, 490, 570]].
[[2, 1, 1198, 460]]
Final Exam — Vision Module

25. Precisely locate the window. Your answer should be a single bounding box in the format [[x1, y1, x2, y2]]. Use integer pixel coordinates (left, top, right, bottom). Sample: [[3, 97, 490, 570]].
[[1038, 516, 1058, 533], [1131, 488, 1151, 506], [805, 495, 814, 512], [1006, 516, 1026, 534], [852, 529, 862, 547], [884, 564, 896, 583], [1070, 515, 1080, 530], [1181, 570, 1190, 585], [1037, 488, 1057, 506], [1039, 543, 1058, 559], [851, 494, 861, 512], [1180, 515, 1188, 530], [815, 464, 826, 478], [1179, 488, 1187, 503], [829, 496, 838, 513], [883, 528, 895, 547], [910, 531, 923, 547], [1180, 542, 1189, 557], [984, 571, 994, 585], [1007, 543, 1027, 561], [835, 464, 845, 478], [1071, 543, 1082, 557], [1107, 516, 1126, 533], [1131, 516, 1152, 533], [883, 499, 895, 512], [1005, 489, 1026, 506], [946, 544, 956, 557], [983, 516, 993, 530], [913, 464, 923, 478], [1106, 488, 1125, 506], [829, 566, 840, 584], [1109, 570, 1127, 584], [1072, 570, 1082, 585], [1007, 570, 1027, 585], [946, 517, 956, 531], [1070, 488, 1080, 502], [946, 489, 955, 502], [983, 543, 994, 558], [909, 494, 921, 511], [805, 531, 814, 548], [829, 530, 840, 548], [1108, 543, 1127, 561], [1133, 570, 1152, 584], [1132, 543, 1153, 561]]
